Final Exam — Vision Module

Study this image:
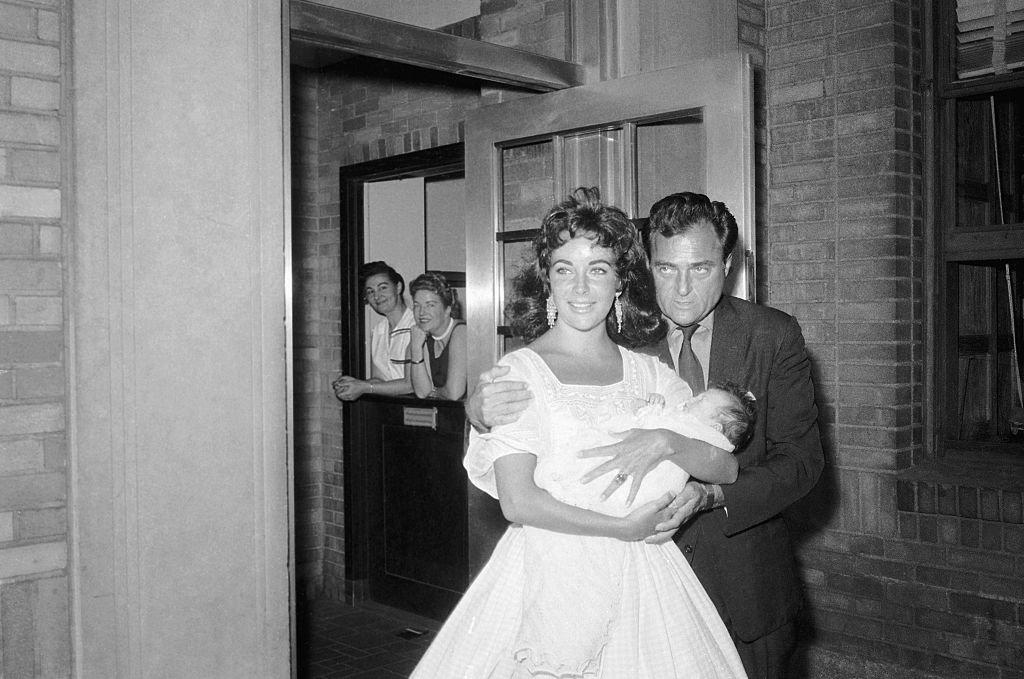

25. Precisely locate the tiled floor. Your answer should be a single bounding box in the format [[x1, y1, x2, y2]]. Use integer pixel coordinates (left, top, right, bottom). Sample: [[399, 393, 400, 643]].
[[296, 598, 440, 678]]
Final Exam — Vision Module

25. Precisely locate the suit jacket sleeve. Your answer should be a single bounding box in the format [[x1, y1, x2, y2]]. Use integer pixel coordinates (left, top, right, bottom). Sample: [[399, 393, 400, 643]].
[[720, 313, 824, 535]]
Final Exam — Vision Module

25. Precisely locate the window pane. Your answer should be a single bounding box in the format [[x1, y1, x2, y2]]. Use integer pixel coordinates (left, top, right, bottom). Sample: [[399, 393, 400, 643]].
[[500, 240, 535, 355], [956, 93, 1024, 228], [951, 261, 1024, 442], [501, 240, 534, 325], [636, 113, 705, 217], [562, 128, 626, 208], [500, 141, 554, 352], [501, 141, 555, 232]]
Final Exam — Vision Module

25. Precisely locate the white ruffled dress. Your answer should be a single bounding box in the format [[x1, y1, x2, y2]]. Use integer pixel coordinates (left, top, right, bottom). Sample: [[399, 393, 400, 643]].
[[409, 347, 747, 679]]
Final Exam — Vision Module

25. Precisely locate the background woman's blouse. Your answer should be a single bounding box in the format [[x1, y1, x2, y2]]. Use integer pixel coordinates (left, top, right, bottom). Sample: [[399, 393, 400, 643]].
[[369, 307, 414, 380]]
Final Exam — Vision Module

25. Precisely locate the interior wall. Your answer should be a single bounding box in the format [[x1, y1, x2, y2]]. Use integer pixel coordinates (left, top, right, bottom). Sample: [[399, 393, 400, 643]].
[[364, 178, 426, 372], [290, 66, 325, 599], [291, 60, 480, 600], [426, 178, 467, 273]]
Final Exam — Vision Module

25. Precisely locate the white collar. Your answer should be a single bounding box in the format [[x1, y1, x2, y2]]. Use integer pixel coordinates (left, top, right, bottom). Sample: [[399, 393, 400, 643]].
[[429, 317, 456, 342]]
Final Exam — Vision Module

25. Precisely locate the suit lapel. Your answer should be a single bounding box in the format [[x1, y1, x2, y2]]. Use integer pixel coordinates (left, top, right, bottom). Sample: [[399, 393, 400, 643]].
[[708, 296, 746, 384]]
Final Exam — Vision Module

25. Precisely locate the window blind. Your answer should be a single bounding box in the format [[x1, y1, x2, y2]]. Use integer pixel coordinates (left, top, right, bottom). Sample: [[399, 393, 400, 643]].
[[956, 0, 1024, 79]]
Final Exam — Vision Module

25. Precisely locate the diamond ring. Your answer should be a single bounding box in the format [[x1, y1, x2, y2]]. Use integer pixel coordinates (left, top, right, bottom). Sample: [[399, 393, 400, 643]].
[[614, 473, 628, 484]]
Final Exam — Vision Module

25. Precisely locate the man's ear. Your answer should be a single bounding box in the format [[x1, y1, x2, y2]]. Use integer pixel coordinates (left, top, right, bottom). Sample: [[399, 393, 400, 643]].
[[724, 254, 733, 278]]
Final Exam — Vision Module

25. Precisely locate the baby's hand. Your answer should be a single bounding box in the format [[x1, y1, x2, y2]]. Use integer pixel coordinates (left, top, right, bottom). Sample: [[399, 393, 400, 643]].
[[646, 393, 666, 407]]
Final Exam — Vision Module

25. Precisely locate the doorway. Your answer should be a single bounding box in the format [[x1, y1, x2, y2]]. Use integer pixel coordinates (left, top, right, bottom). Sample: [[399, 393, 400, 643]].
[[292, 143, 470, 677], [336, 143, 468, 610]]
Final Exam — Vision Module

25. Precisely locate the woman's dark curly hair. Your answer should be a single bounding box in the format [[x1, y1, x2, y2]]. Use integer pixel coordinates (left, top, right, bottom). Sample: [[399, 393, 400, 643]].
[[506, 187, 661, 347]]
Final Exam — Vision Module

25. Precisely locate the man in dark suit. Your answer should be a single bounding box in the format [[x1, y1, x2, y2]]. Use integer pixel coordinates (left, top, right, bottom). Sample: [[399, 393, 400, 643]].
[[467, 192, 824, 678]]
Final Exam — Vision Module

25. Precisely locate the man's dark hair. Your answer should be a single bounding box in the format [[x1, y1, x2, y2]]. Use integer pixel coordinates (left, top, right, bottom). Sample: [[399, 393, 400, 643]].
[[645, 192, 738, 264]]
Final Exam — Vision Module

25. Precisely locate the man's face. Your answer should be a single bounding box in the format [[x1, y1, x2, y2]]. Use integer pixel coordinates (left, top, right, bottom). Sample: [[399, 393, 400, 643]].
[[650, 221, 731, 327]]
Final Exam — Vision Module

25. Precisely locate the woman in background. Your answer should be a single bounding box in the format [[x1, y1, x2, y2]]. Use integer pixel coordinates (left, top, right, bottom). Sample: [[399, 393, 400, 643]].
[[333, 260, 414, 400], [408, 271, 467, 400]]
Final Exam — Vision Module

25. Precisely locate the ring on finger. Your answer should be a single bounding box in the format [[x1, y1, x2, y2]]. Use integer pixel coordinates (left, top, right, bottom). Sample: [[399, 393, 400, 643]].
[[614, 473, 628, 484]]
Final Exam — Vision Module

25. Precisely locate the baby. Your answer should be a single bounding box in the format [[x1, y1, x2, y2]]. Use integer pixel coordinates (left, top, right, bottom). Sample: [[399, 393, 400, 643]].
[[549, 382, 758, 516]]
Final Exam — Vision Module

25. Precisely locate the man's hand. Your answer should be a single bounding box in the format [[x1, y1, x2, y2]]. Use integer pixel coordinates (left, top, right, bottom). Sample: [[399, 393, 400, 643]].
[[465, 365, 532, 430], [644, 481, 706, 544], [578, 428, 675, 504]]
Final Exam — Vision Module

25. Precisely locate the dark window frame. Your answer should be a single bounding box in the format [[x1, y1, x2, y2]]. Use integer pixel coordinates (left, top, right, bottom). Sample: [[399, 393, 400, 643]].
[[933, 1, 1024, 462]]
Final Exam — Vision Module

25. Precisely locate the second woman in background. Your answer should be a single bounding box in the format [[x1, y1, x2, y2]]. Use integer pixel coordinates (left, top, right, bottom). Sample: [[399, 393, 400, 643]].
[[409, 271, 467, 400]]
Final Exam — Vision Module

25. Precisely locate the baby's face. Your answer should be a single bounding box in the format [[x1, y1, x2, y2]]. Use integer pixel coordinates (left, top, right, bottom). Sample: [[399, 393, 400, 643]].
[[682, 388, 737, 426]]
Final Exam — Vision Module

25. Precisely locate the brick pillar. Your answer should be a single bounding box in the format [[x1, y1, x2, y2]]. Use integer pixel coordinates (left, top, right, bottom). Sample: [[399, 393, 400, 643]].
[[767, 0, 922, 527], [766, 1, 929, 673], [0, 0, 71, 675]]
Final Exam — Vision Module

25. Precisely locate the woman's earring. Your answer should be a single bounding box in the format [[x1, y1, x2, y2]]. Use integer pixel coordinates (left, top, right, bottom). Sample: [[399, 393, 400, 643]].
[[614, 292, 623, 333], [546, 297, 557, 328]]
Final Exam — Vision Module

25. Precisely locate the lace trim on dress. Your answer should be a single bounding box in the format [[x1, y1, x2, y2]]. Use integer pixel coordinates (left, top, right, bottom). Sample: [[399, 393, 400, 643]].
[[517, 347, 649, 423], [512, 631, 611, 678]]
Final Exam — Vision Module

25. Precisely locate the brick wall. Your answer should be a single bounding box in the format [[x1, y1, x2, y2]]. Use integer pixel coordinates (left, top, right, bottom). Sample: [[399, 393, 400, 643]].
[[291, 67, 324, 599], [0, 0, 71, 676], [766, 2, 1024, 676], [479, 0, 566, 58]]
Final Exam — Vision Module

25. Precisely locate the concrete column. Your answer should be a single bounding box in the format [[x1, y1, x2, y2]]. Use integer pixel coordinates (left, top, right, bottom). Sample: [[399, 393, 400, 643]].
[[70, 1, 291, 676]]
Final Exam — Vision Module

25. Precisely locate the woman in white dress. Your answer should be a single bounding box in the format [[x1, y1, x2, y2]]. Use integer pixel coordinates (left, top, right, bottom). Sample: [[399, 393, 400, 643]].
[[410, 188, 747, 679]]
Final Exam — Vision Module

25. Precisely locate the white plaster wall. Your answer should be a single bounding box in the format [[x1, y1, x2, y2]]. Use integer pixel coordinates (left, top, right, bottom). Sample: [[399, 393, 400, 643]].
[[70, 1, 291, 676], [364, 178, 425, 373]]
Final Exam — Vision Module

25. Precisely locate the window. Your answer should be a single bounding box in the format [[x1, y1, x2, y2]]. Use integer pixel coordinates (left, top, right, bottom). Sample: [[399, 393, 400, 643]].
[[936, 1, 1024, 450]]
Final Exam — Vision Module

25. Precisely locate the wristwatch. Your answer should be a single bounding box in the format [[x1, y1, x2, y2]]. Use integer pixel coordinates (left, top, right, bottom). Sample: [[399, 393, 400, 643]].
[[701, 483, 719, 512]]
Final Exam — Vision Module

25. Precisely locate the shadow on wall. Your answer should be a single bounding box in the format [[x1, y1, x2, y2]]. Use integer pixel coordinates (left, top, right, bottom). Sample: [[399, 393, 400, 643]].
[[785, 351, 839, 678]]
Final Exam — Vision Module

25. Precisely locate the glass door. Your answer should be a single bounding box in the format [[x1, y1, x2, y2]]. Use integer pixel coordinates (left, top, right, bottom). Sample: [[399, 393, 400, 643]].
[[465, 54, 756, 379]]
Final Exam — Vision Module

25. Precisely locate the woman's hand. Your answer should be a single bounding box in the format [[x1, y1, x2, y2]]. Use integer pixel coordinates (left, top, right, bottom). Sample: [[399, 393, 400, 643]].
[[616, 492, 676, 541], [332, 376, 370, 401], [579, 429, 675, 504], [580, 430, 736, 504], [409, 325, 428, 357]]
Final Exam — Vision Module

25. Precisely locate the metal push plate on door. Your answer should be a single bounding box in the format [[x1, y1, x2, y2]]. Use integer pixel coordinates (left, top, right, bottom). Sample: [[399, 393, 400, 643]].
[[403, 406, 438, 429]]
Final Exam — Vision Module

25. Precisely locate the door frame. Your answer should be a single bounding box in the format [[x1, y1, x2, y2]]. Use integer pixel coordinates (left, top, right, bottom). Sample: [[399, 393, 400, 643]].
[[337, 143, 465, 583]]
